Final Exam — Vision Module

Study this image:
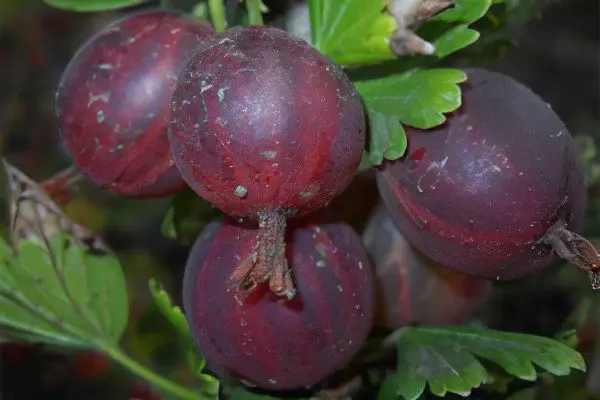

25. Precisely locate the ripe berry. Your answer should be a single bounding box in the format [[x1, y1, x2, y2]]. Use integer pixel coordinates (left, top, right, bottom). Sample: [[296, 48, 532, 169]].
[[56, 10, 214, 198], [183, 218, 374, 390], [169, 26, 365, 296], [363, 204, 492, 329], [376, 68, 588, 281]]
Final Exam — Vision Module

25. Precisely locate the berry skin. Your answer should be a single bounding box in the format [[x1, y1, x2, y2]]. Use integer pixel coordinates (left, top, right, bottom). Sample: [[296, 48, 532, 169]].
[[169, 26, 365, 297], [182, 218, 374, 390], [376, 68, 587, 280], [56, 10, 214, 198], [168, 25, 365, 219], [363, 204, 492, 329]]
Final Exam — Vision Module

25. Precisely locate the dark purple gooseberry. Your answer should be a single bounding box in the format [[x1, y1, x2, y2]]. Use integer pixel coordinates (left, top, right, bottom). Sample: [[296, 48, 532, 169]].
[[363, 203, 492, 329], [56, 10, 214, 198], [169, 26, 365, 297], [183, 218, 374, 390], [377, 68, 590, 282]]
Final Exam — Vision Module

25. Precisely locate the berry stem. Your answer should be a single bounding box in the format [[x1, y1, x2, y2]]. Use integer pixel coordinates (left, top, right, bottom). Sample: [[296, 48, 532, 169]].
[[41, 165, 84, 205], [230, 210, 296, 298], [208, 0, 227, 32], [101, 344, 204, 400], [245, 0, 264, 26], [543, 219, 600, 289]]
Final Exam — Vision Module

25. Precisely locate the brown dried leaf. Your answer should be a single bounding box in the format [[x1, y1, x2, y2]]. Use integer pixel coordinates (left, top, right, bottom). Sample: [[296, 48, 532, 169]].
[[2, 159, 106, 254]]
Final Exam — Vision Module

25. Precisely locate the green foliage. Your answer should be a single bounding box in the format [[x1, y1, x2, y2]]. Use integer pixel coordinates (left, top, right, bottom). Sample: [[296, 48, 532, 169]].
[[424, 0, 493, 58], [366, 109, 407, 166], [438, 0, 492, 22], [356, 67, 466, 166], [149, 278, 192, 339], [356, 68, 467, 129], [575, 135, 600, 188], [326, 0, 493, 164], [0, 234, 128, 348], [245, 0, 268, 26], [148, 279, 220, 397], [42, 0, 148, 12], [309, 0, 396, 66], [381, 326, 586, 400], [309, 0, 494, 65], [208, 0, 228, 32], [162, 187, 222, 245]]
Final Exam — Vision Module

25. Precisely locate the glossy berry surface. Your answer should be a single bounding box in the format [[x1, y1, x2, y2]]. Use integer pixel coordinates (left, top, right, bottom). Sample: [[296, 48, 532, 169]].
[[169, 26, 365, 220], [376, 68, 587, 280], [56, 10, 214, 198], [363, 204, 492, 329], [183, 218, 374, 390]]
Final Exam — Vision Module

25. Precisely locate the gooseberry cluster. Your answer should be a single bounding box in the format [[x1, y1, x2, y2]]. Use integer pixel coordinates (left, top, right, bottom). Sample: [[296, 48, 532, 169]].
[[56, 9, 590, 392]]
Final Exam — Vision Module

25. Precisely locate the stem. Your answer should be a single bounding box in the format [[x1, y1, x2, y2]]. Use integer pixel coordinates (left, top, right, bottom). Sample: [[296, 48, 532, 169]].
[[41, 164, 84, 206], [208, 0, 227, 32], [229, 210, 295, 298], [543, 219, 600, 289], [102, 345, 203, 400], [245, 0, 264, 26]]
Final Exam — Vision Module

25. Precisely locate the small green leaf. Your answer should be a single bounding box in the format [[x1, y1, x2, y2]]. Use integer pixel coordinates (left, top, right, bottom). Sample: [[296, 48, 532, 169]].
[[384, 326, 586, 400], [163, 187, 222, 245], [308, 0, 396, 65], [148, 278, 218, 395], [377, 374, 401, 400], [366, 108, 408, 166], [355, 68, 467, 129], [434, 0, 493, 22], [415, 0, 493, 60], [43, 0, 148, 12], [434, 24, 480, 58], [148, 278, 192, 339], [0, 234, 128, 347]]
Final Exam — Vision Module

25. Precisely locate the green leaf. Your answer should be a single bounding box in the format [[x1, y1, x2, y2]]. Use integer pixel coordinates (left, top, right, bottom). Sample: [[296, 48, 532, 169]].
[[0, 234, 128, 348], [148, 278, 219, 396], [433, 24, 480, 58], [416, 0, 492, 59], [148, 278, 192, 340], [366, 108, 408, 165], [434, 0, 493, 22], [308, 0, 397, 65], [162, 187, 222, 245], [377, 374, 400, 400], [43, 0, 148, 12], [384, 326, 586, 400], [355, 68, 467, 129]]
